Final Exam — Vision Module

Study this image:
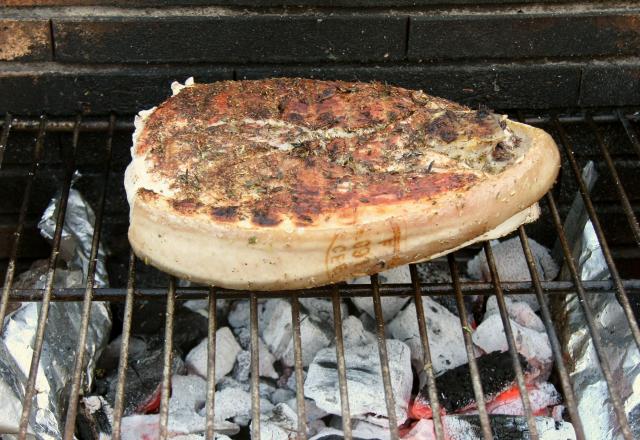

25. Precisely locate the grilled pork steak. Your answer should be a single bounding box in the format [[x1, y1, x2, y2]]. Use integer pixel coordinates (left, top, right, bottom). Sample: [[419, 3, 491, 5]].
[[125, 78, 559, 290]]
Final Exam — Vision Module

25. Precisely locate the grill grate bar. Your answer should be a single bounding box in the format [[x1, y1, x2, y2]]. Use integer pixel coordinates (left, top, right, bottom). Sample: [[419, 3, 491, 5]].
[[552, 117, 640, 351], [205, 288, 218, 440], [546, 192, 634, 439], [112, 249, 137, 440], [17, 116, 70, 439], [586, 115, 640, 246], [617, 110, 640, 159], [0, 115, 45, 333], [0, 112, 11, 168], [6, 279, 640, 302], [63, 113, 115, 440], [250, 293, 262, 440], [409, 263, 445, 440], [483, 243, 539, 439], [159, 277, 177, 440], [290, 294, 308, 439], [448, 254, 493, 440], [517, 227, 586, 440], [370, 274, 399, 439], [331, 287, 353, 440]]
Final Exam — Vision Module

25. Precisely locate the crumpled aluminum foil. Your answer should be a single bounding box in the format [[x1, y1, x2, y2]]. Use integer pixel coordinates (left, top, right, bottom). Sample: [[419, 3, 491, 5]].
[[554, 162, 640, 439], [0, 178, 112, 439], [38, 172, 109, 288]]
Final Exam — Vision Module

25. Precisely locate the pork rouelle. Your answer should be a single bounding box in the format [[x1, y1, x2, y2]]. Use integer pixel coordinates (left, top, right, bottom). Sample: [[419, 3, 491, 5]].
[[125, 78, 560, 290]]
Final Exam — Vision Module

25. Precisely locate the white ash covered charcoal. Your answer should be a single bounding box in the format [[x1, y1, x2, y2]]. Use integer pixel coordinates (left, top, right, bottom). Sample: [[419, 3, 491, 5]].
[[341, 315, 376, 348], [484, 296, 545, 332], [472, 314, 552, 374], [167, 375, 209, 434], [358, 311, 377, 334], [285, 398, 329, 424], [251, 402, 298, 439], [285, 369, 307, 392], [260, 299, 332, 367], [233, 345, 279, 382], [120, 414, 238, 440], [173, 435, 232, 440], [211, 385, 273, 427], [228, 300, 254, 330], [466, 237, 559, 310], [349, 266, 412, 322], [415, 261, 452, 284], [388, 298, 467, 374], [310, 420, 391, 440], [299, 297, 348, 326], [272, 388, 296, 405], [185, 327, 241, 383], [402, 415, 576, 440], [183, 298, 230, 322], [304, 340, 412, 424]]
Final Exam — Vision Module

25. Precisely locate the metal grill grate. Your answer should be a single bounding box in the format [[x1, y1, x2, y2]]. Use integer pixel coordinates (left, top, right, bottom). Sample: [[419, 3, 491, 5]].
[[1, 110, 640, 440]]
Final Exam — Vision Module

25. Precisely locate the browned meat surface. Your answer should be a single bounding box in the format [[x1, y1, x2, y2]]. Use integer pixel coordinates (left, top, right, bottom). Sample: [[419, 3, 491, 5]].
[[135, 78, 518, 227]]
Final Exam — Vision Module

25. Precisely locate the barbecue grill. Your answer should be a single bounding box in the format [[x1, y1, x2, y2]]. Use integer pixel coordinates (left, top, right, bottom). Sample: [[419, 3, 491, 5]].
[[1, 2, 640, 440]]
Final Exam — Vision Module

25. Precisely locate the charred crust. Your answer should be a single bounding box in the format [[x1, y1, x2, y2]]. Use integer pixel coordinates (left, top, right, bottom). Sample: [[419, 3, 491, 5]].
[[137, 188, 159, 201], [211, 206, 239, 221], [492, 143, 514, 161], [171, 198, 202, 214], [251, 210, 282, 226]]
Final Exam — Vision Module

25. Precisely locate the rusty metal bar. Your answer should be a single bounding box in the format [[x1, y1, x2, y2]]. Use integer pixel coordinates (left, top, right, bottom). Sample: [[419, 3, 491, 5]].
[[1, 118, 134, 132], [18, 116, 71, 439], [250, 293, 261, 440], [586, 115, 640, 246], [617, 109, 640, 159], [112, 249, 137, 440], [546, 192, 633, 440], [0, 112, 12, 168], [517, 226, 586, 440], [553, 117, 640, 352], [205, 288, 218, 440], [6, 279, 640, 302], [409, 264, 444, 440], [159, 277, 177, 440], [290, 294, 308, 439], [0, 115, 46, 334], [448, 254, 493, 440], [331, 288, 353, 440], [483, 242, 539, 439], [63, 113, 115, 439], [370, 274, 399, 439]]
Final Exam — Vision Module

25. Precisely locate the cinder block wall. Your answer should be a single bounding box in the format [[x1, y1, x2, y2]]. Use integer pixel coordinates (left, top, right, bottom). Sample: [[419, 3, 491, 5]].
[[1, 1, 639, 113]]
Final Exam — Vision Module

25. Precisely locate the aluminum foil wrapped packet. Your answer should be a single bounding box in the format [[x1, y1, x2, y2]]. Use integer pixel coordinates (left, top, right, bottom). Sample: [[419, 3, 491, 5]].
[[0, 177, 111, 439], [554, 162, 640, 439]]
